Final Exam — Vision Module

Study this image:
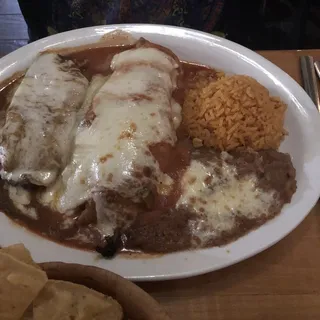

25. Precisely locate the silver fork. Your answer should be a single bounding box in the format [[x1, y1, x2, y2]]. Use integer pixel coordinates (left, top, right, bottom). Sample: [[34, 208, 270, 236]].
[[315, 61, 320, 82], [300, 56, 320, 111]]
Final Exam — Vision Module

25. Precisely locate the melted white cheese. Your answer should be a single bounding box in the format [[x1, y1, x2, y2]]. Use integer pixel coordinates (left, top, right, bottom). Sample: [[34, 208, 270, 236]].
[[7, 185, 38, 220], [177, 156, 275, 244], [0, 53, 88, 186], [171, 99, 182, 130], [41, 47, 181, 213], [111, 47, 178, 74], [77, 74, 108, 124]]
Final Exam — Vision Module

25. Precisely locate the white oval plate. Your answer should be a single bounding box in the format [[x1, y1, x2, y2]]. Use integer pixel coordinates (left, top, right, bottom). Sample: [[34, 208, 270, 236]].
[[1, 25, 320, 281]]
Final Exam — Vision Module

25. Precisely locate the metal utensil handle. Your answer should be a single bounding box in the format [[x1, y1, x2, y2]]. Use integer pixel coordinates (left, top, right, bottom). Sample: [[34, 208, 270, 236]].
[[300, 56, 320, 111], [314, 61, 320, 81]]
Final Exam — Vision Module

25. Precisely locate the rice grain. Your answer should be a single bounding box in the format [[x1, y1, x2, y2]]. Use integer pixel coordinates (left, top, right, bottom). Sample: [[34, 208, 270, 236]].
[[183, 75, 287, 151]]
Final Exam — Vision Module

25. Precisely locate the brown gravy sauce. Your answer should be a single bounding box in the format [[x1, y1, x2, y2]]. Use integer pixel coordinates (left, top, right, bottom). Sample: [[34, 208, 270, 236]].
[[0, 44, 213, 255], [0, 43, 296, 258]]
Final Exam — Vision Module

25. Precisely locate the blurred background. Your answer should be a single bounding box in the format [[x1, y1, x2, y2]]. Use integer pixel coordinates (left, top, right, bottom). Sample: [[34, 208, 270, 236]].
[[220, 0, 320, 50], [0, 0, 319, 56]]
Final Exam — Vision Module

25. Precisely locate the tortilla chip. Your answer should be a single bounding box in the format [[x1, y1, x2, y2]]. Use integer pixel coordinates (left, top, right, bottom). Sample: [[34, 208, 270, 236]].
[[0, 244, 40, 269], [0, 252, 48, 320], [33, 280, 123, 320], [21, 305, 33, 320]]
